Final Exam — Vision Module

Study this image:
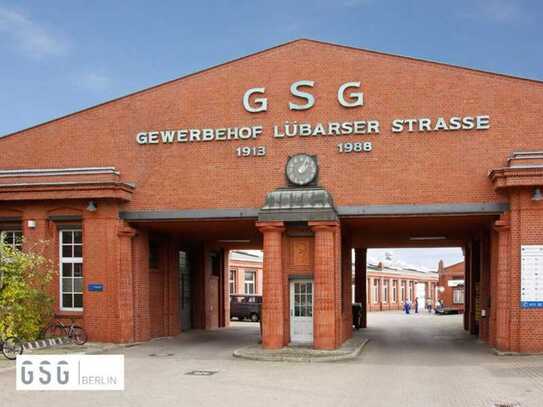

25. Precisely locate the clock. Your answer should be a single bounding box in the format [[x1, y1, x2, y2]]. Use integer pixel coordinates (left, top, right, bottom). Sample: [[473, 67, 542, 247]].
[[286, 154, 318, 186]]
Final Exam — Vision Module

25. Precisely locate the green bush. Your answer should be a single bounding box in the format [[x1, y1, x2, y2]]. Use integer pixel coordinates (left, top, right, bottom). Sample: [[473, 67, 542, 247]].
[[0, 241, 55, 340]]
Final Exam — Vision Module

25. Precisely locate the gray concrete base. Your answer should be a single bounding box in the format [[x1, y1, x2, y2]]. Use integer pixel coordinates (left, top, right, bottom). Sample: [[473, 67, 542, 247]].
[[233, 336, 368, 362]]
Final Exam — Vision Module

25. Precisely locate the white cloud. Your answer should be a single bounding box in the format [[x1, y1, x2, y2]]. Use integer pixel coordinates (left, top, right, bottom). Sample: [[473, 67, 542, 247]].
[[76, 72, 112, 93], [366, 248, 464, 271], [0, 6, 68, 58]]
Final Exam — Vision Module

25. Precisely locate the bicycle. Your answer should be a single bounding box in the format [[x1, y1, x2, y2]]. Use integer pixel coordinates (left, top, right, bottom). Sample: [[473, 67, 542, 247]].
[[1, 336, 23, 360], [42, 319, 87, 345]]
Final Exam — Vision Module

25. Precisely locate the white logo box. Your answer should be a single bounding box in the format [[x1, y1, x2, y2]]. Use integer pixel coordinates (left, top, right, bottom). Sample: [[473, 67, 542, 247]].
[[16, 355, 124, 391]]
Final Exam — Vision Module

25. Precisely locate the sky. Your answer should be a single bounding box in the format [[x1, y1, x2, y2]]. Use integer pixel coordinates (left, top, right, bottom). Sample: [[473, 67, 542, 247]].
[[0, 1, 537, 268], [0, 0, 542, 137]]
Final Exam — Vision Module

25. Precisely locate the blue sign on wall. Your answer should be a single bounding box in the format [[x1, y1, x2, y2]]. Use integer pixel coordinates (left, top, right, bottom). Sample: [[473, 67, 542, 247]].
[[521, 301, 543, 309], [88, 283, 104, 292]]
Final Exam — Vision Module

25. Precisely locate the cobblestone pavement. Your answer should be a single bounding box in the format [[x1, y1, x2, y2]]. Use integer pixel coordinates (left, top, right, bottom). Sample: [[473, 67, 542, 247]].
[[1, 313, 542, 407]]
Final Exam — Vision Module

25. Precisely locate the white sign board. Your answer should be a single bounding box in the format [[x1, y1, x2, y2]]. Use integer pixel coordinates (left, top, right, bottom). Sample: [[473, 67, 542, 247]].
[[447, 279, 465, 287], [521, 245, 543, 308]]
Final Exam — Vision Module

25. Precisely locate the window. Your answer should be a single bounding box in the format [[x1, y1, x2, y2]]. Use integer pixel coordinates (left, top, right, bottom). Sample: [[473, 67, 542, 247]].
[[383, 280, 389, 303], [60, 230, 83, 310], [392, 280, 398, 303], [229, 270, 237, 294], [372, 279, 379, 304], [453, 287, 465, 304], [401, 281, 406, 301], [408, 281, 413, 301], [1, 230, 22, 250], [244, 271, 256, 294]]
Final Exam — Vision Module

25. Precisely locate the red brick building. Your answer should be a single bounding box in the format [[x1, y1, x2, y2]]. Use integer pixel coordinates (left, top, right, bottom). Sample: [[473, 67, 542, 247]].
[[437, 260, 465, 312], [1, 39, 543, 352], [364, 262, 438, 312], [228, 250, 263, 295]]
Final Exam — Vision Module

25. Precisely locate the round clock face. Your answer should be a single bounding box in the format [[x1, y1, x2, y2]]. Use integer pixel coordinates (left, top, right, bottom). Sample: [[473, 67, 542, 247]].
[[286, 154, 318, 186]]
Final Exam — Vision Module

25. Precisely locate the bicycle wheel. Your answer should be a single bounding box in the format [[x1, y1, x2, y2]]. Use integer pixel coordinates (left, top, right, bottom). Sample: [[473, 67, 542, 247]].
[[70, 326, 87, 345], [43, 323, 67, 339], [2, 337, 23, 360]]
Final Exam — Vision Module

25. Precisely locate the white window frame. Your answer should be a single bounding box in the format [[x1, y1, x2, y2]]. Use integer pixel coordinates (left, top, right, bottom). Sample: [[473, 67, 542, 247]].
[[372, 280, 379, 304], [229, 269, 237, 294], [244, 271, 256, 295], [383, 280, 389, 303], [453, 287, 465, 304], [59, 229, 83, 311], [1, 230, 23, 250], [392, 281, 397, 303], [401, 282, 405, 301]]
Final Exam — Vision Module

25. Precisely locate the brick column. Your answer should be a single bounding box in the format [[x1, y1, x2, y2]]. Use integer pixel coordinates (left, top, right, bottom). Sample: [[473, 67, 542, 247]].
[[256, 221, 285, 349], [118, 222, 137, 343], [494, 216, 511, 351], [310, 221, 340, 350], [354, 248, 367, 328]]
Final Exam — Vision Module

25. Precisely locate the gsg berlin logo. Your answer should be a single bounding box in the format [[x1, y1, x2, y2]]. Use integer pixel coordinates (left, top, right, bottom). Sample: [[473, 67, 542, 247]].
[[16, 355, 124, 391]]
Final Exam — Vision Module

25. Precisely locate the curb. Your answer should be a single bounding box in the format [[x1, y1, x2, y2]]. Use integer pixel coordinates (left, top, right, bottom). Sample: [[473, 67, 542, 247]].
[[233, 338, 369, 363], [24, 337, 70, 350]]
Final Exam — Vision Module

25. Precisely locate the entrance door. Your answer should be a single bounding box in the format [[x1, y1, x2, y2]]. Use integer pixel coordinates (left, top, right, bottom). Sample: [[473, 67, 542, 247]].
[[290, 279, 313, 344], [179, 251, 191, 331]]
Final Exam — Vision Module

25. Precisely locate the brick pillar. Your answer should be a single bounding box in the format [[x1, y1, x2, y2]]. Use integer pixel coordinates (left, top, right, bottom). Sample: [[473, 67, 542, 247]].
[[354, 248, 367, 328], [494, 216, 511, 351], [118, 222, 136, 343], [310, 221, 340, 350], [256, 221, 285, 349], [479, 232, 491, 342]]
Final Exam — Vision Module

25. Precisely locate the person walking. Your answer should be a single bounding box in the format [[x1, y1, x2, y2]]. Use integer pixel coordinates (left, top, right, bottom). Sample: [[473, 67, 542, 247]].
[[414, 297, 419, 313]]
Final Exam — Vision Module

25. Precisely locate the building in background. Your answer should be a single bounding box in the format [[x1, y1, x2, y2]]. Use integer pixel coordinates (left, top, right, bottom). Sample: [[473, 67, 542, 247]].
[[228, 250, 440, 313], [437, 260, 465, 312], [228, 251, 263, 295], [362, 260, 439, 312]]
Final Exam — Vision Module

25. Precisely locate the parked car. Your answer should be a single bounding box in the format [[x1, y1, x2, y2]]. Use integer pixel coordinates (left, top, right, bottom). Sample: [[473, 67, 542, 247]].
[[230, 294, 262, 322]]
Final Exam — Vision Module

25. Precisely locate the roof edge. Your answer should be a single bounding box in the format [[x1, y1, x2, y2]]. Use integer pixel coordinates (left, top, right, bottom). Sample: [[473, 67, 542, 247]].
[[2, 37, 543, 140]]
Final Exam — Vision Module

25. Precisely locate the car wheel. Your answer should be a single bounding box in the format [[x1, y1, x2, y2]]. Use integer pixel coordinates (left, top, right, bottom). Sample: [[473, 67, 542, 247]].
[[250, 313, 259, 323]]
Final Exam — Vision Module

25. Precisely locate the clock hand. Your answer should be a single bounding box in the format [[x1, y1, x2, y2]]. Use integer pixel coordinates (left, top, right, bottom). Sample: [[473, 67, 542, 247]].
[[298, 158, 309, 173]]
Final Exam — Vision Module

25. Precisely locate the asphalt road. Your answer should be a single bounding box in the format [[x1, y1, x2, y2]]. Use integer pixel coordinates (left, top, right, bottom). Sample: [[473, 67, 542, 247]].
[[1, 313, 542, 407]]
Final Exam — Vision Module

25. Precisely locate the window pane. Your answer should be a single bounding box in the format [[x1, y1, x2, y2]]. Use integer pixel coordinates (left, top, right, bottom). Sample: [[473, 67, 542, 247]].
[[73, 263, 83, 277], [74, 278, 83, 293], [73, 245, 82, 258], [62, 245, 72, 258], [62, 231, 73, 244], [73, 294, 83, 308], [62, 294, 73, 308], [62, 277, 73, 292], [73, 231, 82, 244], [62, 263, 72, 277]]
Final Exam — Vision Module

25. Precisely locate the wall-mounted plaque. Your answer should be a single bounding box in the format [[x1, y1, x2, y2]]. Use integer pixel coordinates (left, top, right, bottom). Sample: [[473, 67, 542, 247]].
[[521, 245, 543, 308]]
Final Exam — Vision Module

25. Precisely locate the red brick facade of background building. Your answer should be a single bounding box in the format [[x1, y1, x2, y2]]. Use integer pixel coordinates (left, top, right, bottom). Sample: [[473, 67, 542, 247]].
[[228, 251, 263, 296], [1, 39, 543, 352], [365, 263, 438, 312], [437, 261, 465, 312]]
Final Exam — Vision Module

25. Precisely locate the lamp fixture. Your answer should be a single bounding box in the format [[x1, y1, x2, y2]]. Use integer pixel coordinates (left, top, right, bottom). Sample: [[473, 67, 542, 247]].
[[86, 201, 97, 212], [532, 187, 543, 202]]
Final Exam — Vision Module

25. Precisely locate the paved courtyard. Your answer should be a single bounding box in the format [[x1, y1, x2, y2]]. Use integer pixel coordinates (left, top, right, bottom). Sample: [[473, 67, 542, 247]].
[[1, 312, 543, 406]]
